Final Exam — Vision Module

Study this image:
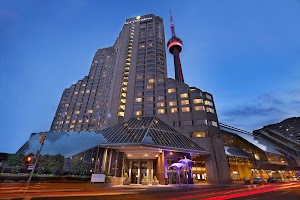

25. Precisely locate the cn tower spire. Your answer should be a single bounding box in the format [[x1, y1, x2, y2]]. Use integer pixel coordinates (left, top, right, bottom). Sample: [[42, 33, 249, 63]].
[[170, 10, 176, 37], [167, 11, 184, 82]]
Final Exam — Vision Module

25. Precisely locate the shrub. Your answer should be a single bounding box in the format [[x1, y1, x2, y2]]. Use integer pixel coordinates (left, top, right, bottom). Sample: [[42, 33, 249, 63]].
[[142, 175, 148, 182]]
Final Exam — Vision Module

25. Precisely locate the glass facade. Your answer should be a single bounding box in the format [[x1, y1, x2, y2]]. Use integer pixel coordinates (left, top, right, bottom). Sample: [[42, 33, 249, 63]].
[[18, 117, 207, 158]]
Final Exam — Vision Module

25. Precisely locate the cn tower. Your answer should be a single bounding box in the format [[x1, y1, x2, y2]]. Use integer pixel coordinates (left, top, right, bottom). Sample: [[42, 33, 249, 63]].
[[167, 12, 184, 82]]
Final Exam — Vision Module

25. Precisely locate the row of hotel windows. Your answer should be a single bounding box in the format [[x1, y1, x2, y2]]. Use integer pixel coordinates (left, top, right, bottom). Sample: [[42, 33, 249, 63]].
[[132, 106, 214, 115], [117, 24, 134, 117], [172, 120, 218, 127]]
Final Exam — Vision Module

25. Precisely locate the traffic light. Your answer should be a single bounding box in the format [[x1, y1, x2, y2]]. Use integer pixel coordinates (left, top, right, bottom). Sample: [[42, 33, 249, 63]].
[[39, 134, 46, 144], [26, 156, 32, 162], [25, 156, 33, 165]]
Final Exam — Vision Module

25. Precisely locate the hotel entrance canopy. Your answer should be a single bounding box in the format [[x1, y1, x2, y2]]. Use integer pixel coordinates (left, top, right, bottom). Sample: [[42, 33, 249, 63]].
[[17, 117, 209, 158]]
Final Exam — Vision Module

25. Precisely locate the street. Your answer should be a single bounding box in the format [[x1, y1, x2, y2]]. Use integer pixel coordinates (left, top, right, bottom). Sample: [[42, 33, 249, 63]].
[[0, 182, 299, 200]]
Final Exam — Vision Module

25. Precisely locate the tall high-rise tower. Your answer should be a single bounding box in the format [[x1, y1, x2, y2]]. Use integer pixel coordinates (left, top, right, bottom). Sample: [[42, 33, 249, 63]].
[[167, 12, 184, 82]]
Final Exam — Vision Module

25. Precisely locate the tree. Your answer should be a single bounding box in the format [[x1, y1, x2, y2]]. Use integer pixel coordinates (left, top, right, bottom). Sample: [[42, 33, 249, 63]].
[[2, 154, 27, 174], [68, 156, 92, 176], [35, 154, 64, 174]]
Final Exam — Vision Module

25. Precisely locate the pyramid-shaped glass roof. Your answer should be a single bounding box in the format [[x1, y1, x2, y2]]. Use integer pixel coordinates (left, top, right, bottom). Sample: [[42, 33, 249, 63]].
[[17, 117, 207, 157]]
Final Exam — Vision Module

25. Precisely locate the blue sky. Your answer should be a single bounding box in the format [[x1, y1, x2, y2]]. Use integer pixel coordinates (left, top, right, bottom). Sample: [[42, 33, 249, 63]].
[[1, 0, 299, 153]]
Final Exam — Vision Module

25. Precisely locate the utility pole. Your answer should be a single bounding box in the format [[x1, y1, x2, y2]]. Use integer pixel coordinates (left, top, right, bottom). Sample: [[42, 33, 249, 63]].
[[27, 133, 46, 186]]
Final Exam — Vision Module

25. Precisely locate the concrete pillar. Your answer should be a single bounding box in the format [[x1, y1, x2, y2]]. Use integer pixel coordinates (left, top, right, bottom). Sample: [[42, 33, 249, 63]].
[[114, 151, 119, 176], [102, 148, 108, 172], [129, 160, 132, 183], [149, 160, 153, 183], [107, 149, 113, 174], [138, 160, 141, 184]]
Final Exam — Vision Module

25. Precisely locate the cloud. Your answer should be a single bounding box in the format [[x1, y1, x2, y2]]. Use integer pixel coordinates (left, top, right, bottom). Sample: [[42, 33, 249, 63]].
[[219, 89, 300, 131]]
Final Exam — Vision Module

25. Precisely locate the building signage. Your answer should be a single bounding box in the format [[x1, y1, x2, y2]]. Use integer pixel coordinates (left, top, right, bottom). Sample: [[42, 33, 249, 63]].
[[91, 174, 105, 183], [125, 16, 153, 24], [166, 169, 178, 173]]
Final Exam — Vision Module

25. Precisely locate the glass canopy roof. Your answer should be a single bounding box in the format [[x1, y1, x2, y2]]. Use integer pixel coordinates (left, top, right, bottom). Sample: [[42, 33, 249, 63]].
[[224, 146, 251, 158], [221, 125, 283, 155], [17, 117, 207, 158]]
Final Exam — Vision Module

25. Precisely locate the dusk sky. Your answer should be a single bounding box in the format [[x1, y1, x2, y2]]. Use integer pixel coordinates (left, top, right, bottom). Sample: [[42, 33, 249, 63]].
[[1, 0, 299, 153]]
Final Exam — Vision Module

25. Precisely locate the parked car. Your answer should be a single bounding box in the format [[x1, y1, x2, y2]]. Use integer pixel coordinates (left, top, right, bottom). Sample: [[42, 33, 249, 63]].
[[253, 177, 267, 184], [288, 177, 299, 182], [277, 179, 288, 183], [267, 177, 278, 183]]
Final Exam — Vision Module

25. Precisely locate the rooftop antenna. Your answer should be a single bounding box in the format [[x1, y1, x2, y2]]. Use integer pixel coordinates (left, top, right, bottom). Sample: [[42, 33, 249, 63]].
[[170, 9, 176, 37]]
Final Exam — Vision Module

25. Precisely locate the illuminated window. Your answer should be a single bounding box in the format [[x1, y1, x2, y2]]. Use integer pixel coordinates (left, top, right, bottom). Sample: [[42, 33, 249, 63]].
[[135, 98, 143, 102], [158, 109, 166, 114], [118, 112, 125, 117], [169, 101, 177, 106], [180, 93, 189, 98], [135, 111, 143, 116], [79, 120, 83, 123], [81, 90, 84, 94], [86, 90, 90, 94], [72, 120, 76, 123], [194, 106, 205, 111], [85, 119, 90, 123], [119, 105, 125, 110], [74, 92, 78, 95], [75, 111, 80, 114], [146, 85, 153, 89], [122, 82, 128, 86], [66, 120, 70, 124], [148, 79, 155, 83], [170, 108, 178, 113], [87, 110, 93, 113], [181, 100, 190, 105], [193, 99, 203, 104], [193, 132, 206, 138], [120, 99, 126, 104], [65, 104, 69, 107], [121, 87, 127, 92], [168, 88, 176, 93], [182, 107, 191, 112], [121, 93, 127, 98], [204, 101, 213, 106], [157, 102, 165, 107], [206, 107, 215, 113]]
